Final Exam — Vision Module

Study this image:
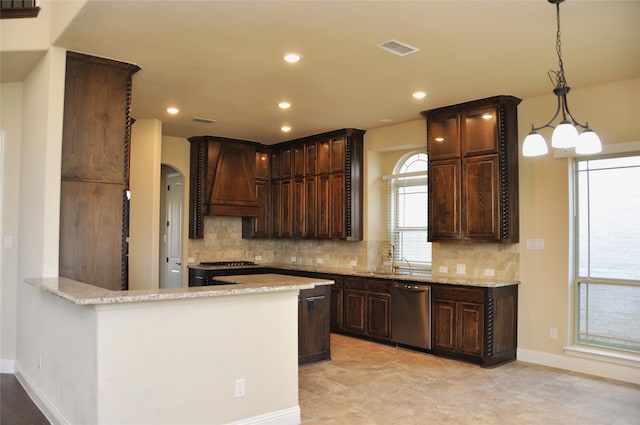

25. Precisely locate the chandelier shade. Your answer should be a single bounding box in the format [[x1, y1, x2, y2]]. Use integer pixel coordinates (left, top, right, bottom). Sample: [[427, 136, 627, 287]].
[[522, 0, 602, 158]]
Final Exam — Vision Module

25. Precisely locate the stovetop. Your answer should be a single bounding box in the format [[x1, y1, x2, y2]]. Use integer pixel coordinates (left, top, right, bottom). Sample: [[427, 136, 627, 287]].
[[199, 260, 256, 267]]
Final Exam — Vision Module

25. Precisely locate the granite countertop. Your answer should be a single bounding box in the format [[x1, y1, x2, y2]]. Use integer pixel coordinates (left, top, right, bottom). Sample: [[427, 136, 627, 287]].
[[25, 274, 334, 306], [188, 262, 519, 288]]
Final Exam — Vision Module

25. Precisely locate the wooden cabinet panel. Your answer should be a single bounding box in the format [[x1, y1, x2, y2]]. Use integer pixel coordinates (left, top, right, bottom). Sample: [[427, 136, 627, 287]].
[[433, 299, 456, 351], [293, 144, 305, 178], [256, 150, 270, 179], [426, 111, 460, 160], [272, 179, 292, 238], [367, 293, 391, 339], [464, 155, 500, 241], [280, 147, 292, 179], [305, 142, 317, 175], [330, 137, 345, 172], [462, 105, 499, 156], [304, 177, 317, 238], [317, 139, 330, 174], [293, 178, 305, 238], [429, 159, 461, 240], [59, 180, 126, 291], [299, 285, 331, 365], [61, 53, 138, 183], [344, 290, 366, 334], [459, 302, 483, 357], [271, 150, 281, 180], [317, 174, 331, 239]]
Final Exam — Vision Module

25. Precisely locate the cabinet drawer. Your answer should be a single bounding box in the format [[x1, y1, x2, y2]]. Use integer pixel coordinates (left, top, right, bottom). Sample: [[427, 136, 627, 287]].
[[433, 286, 484, 303], [367, 278, 391, 293], [344, 276, 366, 290]]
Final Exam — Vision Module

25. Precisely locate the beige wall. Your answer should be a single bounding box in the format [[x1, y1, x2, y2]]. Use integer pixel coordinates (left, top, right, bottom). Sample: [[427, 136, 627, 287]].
[[0, 83, 23, 371], [516, 78, 640, 382], [129, 119, 163, 290]]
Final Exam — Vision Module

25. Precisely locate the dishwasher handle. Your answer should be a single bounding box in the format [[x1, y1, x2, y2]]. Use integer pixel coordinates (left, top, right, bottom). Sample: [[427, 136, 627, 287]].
[[393, 282, 430, 292]]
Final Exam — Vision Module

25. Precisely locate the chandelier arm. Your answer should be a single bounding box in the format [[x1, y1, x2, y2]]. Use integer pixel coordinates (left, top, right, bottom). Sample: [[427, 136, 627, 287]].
[[531, 93, 563, 131], [561, 93, 589, 130]]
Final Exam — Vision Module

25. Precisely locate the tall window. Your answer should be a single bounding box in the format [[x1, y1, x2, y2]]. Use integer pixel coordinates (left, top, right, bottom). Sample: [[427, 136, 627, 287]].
[[387, 153, 431, 274], [574, 154, 640, 353]]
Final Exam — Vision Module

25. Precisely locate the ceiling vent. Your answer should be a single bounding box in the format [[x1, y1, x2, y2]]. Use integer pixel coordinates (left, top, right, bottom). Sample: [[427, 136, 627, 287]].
[[192, 117, 217, 124], [377, 40, 419, 56]]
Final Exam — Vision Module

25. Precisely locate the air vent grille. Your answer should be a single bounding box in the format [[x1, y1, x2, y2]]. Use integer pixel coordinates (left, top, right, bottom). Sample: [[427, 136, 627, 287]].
[[192, 117, 217, 124], [377, 40, 419, 56]]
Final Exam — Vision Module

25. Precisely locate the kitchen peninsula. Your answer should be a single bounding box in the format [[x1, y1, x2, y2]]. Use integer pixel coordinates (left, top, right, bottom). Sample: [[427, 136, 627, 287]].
[[24, 274, 332, 425]]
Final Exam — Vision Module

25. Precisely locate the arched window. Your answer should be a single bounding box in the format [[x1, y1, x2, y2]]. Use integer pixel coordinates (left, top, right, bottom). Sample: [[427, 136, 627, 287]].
[[385, 152, 431, 274]]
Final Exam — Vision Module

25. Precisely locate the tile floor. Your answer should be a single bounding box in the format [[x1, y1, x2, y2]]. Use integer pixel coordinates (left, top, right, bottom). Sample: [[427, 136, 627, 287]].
[[299, 334, 640, 425]]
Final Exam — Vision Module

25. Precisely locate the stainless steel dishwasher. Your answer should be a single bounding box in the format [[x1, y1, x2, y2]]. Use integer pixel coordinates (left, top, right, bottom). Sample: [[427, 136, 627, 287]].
[[391, 282, 431, 350]]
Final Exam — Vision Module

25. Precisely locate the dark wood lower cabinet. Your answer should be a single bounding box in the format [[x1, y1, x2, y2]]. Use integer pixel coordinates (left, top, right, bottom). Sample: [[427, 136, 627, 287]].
[[342, 276, 392, 342], [432, 285, 517, 367], [298, 285, 331, 365]]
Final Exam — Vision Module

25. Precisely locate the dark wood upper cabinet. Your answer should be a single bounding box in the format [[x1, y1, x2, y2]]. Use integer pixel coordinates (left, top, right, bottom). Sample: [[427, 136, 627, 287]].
[[241, 128, 364, 241], [422, 96, 521, 243], [59, 52, 139, 291]]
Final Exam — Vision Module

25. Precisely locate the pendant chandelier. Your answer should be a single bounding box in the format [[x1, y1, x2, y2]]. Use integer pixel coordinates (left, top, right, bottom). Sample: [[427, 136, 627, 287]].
[[522, 0, 602, 157]]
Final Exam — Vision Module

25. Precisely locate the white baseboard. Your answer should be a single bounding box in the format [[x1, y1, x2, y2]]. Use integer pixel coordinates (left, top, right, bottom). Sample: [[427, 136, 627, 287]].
[[15, 366, 69, 425], [1, 358, 15, 373], [517, 348, 640, 385], [227, 406, 301, 425]]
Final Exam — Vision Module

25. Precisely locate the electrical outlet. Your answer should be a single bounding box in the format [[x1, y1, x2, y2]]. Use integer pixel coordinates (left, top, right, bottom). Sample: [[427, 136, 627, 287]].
[[234, 378, 246, 397], [187, 257, 195, 264], [550, 327, 558, 340], [456, 264, 466, 275], [438, 266, 448, 274], [350, 260, 357, 267], [255, 255, 262, 261], [316, 258, 323, 264], [484, 268, 495, 277], [290, 256, 297, 263]]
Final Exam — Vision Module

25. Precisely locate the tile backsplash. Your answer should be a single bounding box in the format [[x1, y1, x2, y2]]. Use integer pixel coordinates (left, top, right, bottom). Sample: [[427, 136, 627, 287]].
[[188, 216, 519, 280]]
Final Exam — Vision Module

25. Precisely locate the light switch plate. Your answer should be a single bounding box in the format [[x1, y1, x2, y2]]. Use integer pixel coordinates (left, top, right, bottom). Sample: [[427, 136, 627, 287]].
[[255, 255, 262, 261], [526, 238, 545, 250], [290, 256, 297, 262]]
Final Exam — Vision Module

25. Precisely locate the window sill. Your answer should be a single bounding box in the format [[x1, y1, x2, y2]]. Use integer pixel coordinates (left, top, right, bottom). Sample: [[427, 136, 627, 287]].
[[564, 345, 640, 368]]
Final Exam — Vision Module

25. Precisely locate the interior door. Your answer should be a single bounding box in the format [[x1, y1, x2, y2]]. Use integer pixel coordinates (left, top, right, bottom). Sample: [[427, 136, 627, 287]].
[[162, 171, 184, 288]]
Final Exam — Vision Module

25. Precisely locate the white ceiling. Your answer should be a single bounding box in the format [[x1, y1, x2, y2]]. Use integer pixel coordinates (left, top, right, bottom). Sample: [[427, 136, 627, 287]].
[[44, 1, 640, 143]]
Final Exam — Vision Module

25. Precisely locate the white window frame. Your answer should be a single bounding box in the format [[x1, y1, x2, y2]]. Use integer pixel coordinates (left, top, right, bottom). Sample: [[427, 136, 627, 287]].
[[385, 152, 431, 275], [567, 151, 640, 364]]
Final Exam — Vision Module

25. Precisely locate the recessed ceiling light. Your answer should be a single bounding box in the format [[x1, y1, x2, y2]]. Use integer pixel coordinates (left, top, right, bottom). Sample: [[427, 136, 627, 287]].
[[278, 101, 291, 109], [281, 125, 292, 132], [167, 107, 179, 114], [412, 91, 427, 100], [284, 53, 302, 63]]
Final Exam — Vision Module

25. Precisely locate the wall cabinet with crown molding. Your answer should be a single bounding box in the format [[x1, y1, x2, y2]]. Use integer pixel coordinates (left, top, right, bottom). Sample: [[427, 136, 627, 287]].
[[421, 96, 521, 243]]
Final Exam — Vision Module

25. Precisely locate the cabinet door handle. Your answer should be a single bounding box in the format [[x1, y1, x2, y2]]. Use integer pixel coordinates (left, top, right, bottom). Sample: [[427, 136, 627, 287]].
[[306, 295, 326, 302]]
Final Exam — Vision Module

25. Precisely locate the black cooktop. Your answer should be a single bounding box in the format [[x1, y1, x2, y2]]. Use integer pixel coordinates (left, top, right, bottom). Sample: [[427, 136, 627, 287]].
[[199, 260, 256, 267]]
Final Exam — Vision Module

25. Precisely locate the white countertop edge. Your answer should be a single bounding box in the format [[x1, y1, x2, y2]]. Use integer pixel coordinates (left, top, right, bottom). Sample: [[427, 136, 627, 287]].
[[25, 275, 333, 306]]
